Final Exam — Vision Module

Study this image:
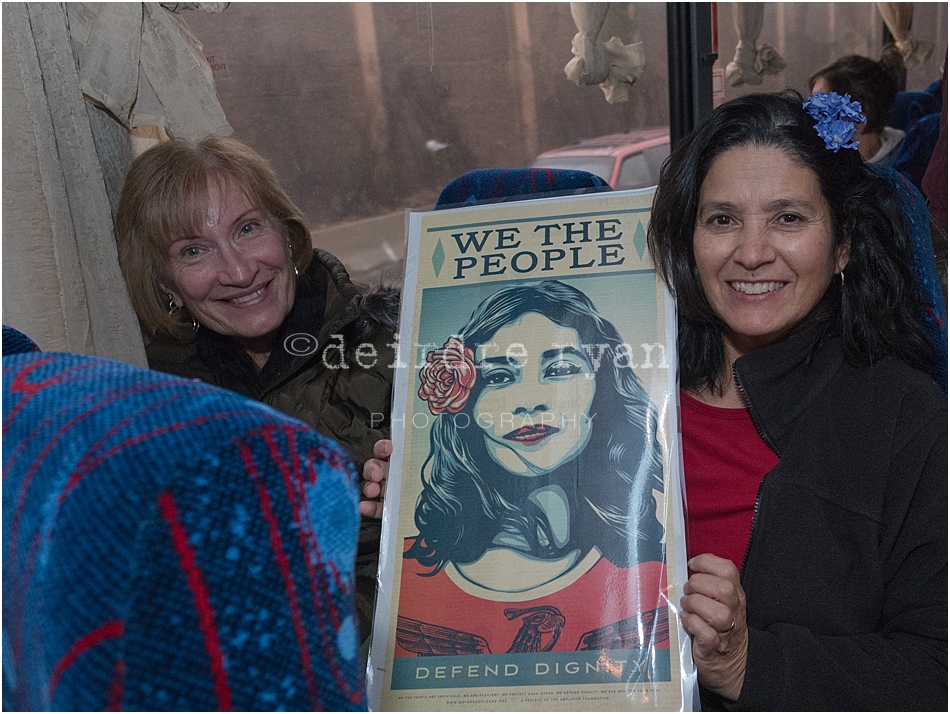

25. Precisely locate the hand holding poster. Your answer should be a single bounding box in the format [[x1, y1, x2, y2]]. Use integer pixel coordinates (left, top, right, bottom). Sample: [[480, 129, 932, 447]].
[[369, 188, 696, 711]]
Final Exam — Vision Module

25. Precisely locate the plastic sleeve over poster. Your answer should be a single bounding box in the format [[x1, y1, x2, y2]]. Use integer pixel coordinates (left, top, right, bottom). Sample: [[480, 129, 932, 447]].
[[368, 189, 696, 711]]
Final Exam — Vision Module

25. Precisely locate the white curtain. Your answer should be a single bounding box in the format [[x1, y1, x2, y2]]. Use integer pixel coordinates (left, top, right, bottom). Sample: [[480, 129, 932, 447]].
[[564, 2, 645, 104], [877, 2, 933, 67], [725, 2, 786, 88], [2, 2, 230, 364], [69, 2, 231, 151]]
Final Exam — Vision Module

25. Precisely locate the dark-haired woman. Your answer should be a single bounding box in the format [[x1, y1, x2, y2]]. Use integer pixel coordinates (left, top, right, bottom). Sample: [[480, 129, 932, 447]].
[[648, 90, 946, 710], [808, 45, 906, 165]]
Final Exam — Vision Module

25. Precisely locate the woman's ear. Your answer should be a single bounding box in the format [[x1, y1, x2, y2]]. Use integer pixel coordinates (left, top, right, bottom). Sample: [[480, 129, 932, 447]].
[[159, 282, 182, 309], [281, 223, 294, 254], [835, 239, 851, 275]]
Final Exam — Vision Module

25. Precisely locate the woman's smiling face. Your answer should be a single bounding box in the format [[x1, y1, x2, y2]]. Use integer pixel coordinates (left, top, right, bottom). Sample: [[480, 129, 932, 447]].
[[473, 312, 596, 477], [692, 145, 849, 359], [160, 179, 296, 351]]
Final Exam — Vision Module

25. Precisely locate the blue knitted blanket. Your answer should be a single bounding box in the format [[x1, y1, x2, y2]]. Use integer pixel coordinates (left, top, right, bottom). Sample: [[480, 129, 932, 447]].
[[3, 350, 366, 711]]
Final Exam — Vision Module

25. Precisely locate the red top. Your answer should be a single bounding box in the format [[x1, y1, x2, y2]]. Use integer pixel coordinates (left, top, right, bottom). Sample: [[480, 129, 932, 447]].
[[680, 390, 779, 570], [396, 541, 668, 656]]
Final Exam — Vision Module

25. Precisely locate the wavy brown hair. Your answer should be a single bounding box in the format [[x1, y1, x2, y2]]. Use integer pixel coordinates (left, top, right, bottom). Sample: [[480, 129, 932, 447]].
[[116, 136, 312, 340]]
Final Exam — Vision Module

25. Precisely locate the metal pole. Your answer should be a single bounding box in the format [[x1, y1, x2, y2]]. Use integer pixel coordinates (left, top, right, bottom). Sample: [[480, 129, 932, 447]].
[[666, 3, 717, 149]]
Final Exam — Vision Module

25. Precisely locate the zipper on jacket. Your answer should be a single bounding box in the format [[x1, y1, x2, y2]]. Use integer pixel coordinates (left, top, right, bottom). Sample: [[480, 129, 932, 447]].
[[734, 364, 780, 576]]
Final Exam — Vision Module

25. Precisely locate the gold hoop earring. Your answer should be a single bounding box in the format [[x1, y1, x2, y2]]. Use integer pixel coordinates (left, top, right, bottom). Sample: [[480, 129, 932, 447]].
[[167, 293, 198, 332]]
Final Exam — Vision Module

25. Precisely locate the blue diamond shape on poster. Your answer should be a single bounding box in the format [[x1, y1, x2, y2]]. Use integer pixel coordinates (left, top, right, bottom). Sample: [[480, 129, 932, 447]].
[[633, 221, 648, 260], [432, 239, 445, 277]]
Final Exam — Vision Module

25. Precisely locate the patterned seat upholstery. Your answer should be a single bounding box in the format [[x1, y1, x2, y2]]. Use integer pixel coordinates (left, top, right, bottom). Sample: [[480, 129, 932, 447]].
[[2, 325, 40, 356], [435, 167, 610, 208], [2, 345, 366, 711], [872, 166, 948, 391]]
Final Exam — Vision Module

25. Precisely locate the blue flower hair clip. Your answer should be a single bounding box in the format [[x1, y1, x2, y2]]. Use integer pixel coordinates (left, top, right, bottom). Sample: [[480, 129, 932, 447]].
[[803, 92, 867, 152]]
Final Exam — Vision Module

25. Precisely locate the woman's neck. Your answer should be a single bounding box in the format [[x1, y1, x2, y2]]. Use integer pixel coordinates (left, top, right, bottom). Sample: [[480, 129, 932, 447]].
[[238, 331, 279, 372], [686, 338, 747, 409], [857, 128, 883, 162], [686, 379, 745, 409], [246, 349, 271, 372]]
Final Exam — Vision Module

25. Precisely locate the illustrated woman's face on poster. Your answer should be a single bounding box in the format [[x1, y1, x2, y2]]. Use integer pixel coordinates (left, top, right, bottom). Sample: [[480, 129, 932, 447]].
[[473, 312, 595, 477]]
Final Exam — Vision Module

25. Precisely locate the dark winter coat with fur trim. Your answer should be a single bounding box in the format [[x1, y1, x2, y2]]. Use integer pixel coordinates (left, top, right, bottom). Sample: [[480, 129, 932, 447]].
[[146, 248, 399, 642]]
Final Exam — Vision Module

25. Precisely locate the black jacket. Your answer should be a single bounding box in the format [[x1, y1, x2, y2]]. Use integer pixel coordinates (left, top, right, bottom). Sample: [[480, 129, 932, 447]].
[[701, 327, 947, 711]]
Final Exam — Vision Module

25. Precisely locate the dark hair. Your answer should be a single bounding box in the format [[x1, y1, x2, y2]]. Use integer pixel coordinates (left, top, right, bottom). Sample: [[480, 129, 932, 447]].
[[807, 46, 904, 134], [648, 90, 936, 394], [407, 280, 665, 572]]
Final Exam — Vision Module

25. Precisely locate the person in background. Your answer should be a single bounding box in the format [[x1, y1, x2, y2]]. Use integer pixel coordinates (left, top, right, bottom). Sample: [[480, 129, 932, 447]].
[[808, 45, 906, 166], [922, 56, 948, 233], [648, 90, 945, 710], [115, 136, 398, 645]]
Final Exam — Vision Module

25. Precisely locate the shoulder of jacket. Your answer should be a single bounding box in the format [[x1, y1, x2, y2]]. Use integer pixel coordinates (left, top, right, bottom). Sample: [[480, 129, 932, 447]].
[[308, 249, 401, 340], [820, 358, 947, 451], [308, 249, 361, 304], [872, 359, 947, 426], [849, 357, 944, 406]]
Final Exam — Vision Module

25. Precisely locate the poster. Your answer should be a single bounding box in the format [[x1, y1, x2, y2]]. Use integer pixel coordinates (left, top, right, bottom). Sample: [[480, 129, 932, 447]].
[[368, 189, 695, 711]]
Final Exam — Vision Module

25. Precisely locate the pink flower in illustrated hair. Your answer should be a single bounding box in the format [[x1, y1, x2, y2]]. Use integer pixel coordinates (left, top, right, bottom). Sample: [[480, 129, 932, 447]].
[[418, 338, 477, 414]]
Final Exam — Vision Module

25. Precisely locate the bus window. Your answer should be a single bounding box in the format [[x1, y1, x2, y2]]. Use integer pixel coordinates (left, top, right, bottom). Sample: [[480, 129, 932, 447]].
[[616, 152, 652, 189]]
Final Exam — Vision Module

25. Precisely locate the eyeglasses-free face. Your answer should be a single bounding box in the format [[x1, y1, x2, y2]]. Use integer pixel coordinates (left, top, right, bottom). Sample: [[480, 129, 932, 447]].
[[692, 145, 849, 363], [473, 312, 596, 478], [161, 179, 297, 355]]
